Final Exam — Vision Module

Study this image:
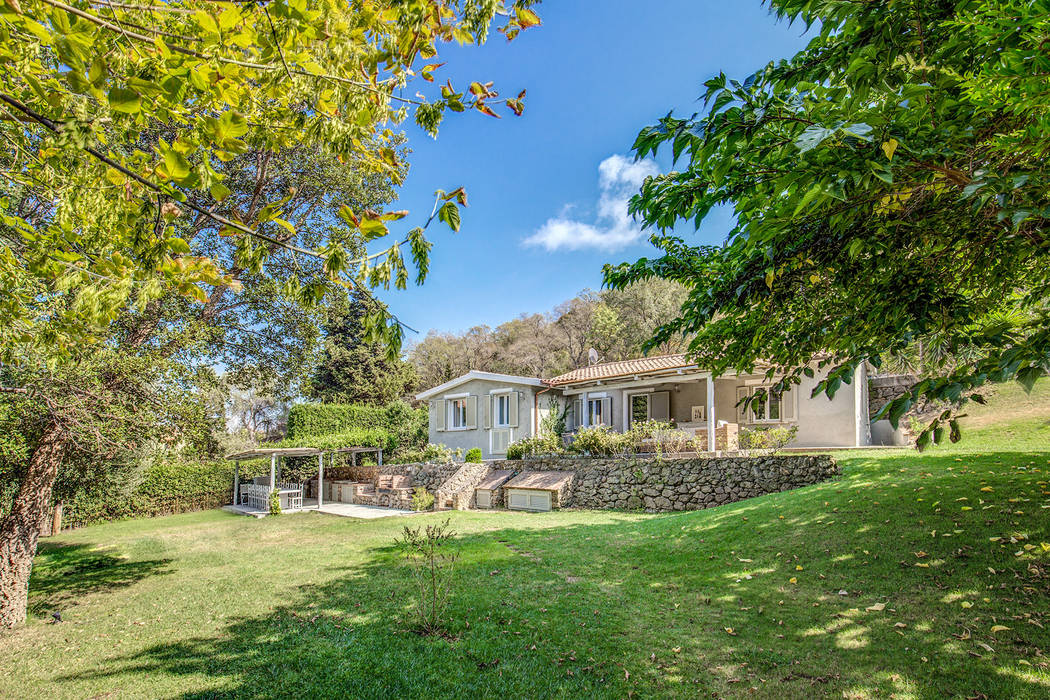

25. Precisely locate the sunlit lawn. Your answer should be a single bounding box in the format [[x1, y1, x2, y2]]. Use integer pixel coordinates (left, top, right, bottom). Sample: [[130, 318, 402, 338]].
[[1, 382, 1049, 698]]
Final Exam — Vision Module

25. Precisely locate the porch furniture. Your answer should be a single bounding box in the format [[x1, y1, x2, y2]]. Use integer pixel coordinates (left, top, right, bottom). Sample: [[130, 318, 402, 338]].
[[226, 446, 383, 515]]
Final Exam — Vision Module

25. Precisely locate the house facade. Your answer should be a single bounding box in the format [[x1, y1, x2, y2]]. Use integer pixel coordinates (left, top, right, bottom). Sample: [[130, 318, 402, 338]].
[[415, 371, 554, 460], [415, 354, 872, 458]]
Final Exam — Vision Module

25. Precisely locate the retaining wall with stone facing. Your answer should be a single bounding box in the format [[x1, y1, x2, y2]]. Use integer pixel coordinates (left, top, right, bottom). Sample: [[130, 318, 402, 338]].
[[382, 455, 839, 513]]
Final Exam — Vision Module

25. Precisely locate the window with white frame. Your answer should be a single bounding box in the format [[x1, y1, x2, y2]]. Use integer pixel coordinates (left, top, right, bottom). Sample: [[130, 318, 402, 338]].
[[587, 397, 606, 426], [495, 393, 511, 427], [747, 387, 782, 422], [448, 398, 468, 429]]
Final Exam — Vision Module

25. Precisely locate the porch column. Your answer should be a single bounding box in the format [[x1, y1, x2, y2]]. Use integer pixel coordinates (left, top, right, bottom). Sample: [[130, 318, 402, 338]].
[[269, 453, 276, 497], [581, 392, 589, 427], [233, 463, 239, 506], [317, 453, 324, 508], [706, 375, 716, 453], [377, 449, 382, 467]]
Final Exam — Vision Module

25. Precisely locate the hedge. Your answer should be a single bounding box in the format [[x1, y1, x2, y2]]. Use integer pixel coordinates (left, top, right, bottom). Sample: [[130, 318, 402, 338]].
[[276, 428, 396, 452], [285, 401, 427, 454], [57, 459, 265, 530]]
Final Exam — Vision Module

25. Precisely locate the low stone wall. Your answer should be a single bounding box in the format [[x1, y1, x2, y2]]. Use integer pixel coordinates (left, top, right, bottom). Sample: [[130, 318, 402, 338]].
[[488, 455, 838, 511], [382, 454, 838, 513]]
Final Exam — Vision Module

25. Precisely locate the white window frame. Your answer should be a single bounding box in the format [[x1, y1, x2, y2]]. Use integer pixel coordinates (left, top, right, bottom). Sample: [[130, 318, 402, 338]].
[[447, 397, 468, 430], [493, 392, 512, 428], [745, 386, 784, 423], [586, 397, 606, 426]]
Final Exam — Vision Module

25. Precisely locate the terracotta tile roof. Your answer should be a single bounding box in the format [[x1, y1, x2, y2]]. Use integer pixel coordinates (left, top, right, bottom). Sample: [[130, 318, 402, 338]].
[[504, 470, 575, 491], [546, 353, 696, 386]]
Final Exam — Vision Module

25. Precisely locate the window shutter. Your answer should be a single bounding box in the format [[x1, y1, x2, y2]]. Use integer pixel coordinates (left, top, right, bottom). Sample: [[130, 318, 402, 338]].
[[466, 395, 478, 429], [432, 400, 445, 432], [571, 398, 583, 430], [651, 391, 670, 422], [736, 387, 750, 423], [601, 397, 612, 426], [483, 395, 491, 430], [508, 391, 519, 427], [783, 386, 796, 421]]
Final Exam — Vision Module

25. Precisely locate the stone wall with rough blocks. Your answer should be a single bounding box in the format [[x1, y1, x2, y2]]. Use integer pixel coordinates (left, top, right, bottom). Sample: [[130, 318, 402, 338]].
[[389, 454, 838, 513], [490, 455, 839, 511], [868, 374, 916, 418], [434, 462, 491, 510]]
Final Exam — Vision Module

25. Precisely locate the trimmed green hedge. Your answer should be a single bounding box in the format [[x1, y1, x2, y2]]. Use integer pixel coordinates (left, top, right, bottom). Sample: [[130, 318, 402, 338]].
[[285, 401, 427, 455], [60, 459, 263, 529], [276, 428, 396, 452]]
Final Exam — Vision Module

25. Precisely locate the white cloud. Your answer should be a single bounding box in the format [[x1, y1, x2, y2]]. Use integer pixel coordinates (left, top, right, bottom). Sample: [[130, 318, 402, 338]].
[[523, 154, 659, 252]]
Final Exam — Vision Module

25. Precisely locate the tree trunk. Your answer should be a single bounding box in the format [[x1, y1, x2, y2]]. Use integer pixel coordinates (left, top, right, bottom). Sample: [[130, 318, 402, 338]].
[[0, 419, 68, 628]]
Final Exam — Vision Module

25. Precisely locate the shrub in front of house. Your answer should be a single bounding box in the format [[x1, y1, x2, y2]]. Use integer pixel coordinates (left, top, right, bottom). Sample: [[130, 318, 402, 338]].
[[464, 448, 483, 463], [739, 425, 798, 456], [506, 433, 563, 460], [567, 425, 627, 457]]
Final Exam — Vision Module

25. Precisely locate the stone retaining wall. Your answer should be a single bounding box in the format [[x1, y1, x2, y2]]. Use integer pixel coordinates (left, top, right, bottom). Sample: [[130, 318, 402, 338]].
[[384, 454, 838, 513], [491, 455, 838, 511], [868, 374, 916, 418]]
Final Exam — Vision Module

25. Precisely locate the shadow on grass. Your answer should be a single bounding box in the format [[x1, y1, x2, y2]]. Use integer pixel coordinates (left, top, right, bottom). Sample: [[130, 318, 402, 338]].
[[29, 541, 173, 616], [54, 449, 1050, 698]]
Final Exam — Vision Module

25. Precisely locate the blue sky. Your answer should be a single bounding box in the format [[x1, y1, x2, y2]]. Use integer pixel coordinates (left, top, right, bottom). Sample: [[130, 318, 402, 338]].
[[377, 1, 812, 340]]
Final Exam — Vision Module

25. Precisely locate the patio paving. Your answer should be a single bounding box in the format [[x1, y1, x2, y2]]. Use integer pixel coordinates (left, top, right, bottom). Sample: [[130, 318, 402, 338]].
[[222, 500, 414, 520]]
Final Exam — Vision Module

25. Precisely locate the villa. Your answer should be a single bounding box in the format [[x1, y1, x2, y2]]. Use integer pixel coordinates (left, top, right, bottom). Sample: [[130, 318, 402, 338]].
[[415, 354, 879, 460]]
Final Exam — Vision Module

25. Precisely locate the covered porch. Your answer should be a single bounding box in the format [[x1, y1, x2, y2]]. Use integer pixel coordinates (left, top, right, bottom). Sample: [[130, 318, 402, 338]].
[[224, 446, 387, 517], [558, 363, 800, 453]]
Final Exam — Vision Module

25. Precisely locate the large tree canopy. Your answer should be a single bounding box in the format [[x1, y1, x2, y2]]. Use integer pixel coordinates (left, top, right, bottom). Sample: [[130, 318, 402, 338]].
[[605, 0, 1050, 448], [0, 0, 541, 628]]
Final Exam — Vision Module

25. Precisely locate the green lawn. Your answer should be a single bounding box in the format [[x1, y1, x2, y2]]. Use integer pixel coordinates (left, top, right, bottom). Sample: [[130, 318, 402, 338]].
[[2, 383, 1049, 698]]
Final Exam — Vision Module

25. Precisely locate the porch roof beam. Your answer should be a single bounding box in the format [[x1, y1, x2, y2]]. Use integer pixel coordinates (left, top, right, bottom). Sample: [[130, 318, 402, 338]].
[[559, 370, 713, 394]]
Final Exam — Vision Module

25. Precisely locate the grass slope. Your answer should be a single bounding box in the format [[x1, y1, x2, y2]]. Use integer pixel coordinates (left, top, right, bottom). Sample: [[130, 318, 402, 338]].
[[1, 382, 1048, 699]]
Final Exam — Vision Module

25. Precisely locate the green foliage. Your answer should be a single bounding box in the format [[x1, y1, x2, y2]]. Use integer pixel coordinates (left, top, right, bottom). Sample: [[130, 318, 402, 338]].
[[605, 0, 1050, 448], [464, 448, 483, 463], [57, 459, 248, 529], [738, 426, 799, 457], [269, 487, 281, 516], [276, 428, 395, 453], [307, 290, 418, 406], [396, 518, 459, 636], [567, 425, 625, 457], [410, 487, 435, 513], [539, 396, 567, 437], [408, 279, 690, 389], [1, 0, 540, 362], [505, 433, 563, 460], [391, 443, 454, 465], [287, 401, 420, 438]]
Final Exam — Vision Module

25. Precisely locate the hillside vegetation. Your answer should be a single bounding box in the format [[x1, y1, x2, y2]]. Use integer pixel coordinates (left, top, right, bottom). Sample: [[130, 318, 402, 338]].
[[0, 381, 1047, 698]]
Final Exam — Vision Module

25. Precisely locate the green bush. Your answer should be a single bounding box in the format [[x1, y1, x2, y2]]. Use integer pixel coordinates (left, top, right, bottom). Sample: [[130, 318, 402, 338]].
[[464, 448, 482, 463], [567, 425, 627, 456], [60, 458, 252, 529], [506, 433, 564, 460], [390, 443, 453, 465], [739, 425, 798, 456], [411, 486, 435, 512]]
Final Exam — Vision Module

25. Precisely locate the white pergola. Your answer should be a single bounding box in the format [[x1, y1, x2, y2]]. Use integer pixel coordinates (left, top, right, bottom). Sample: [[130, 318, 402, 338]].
[[225, 445, 384, 511]]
